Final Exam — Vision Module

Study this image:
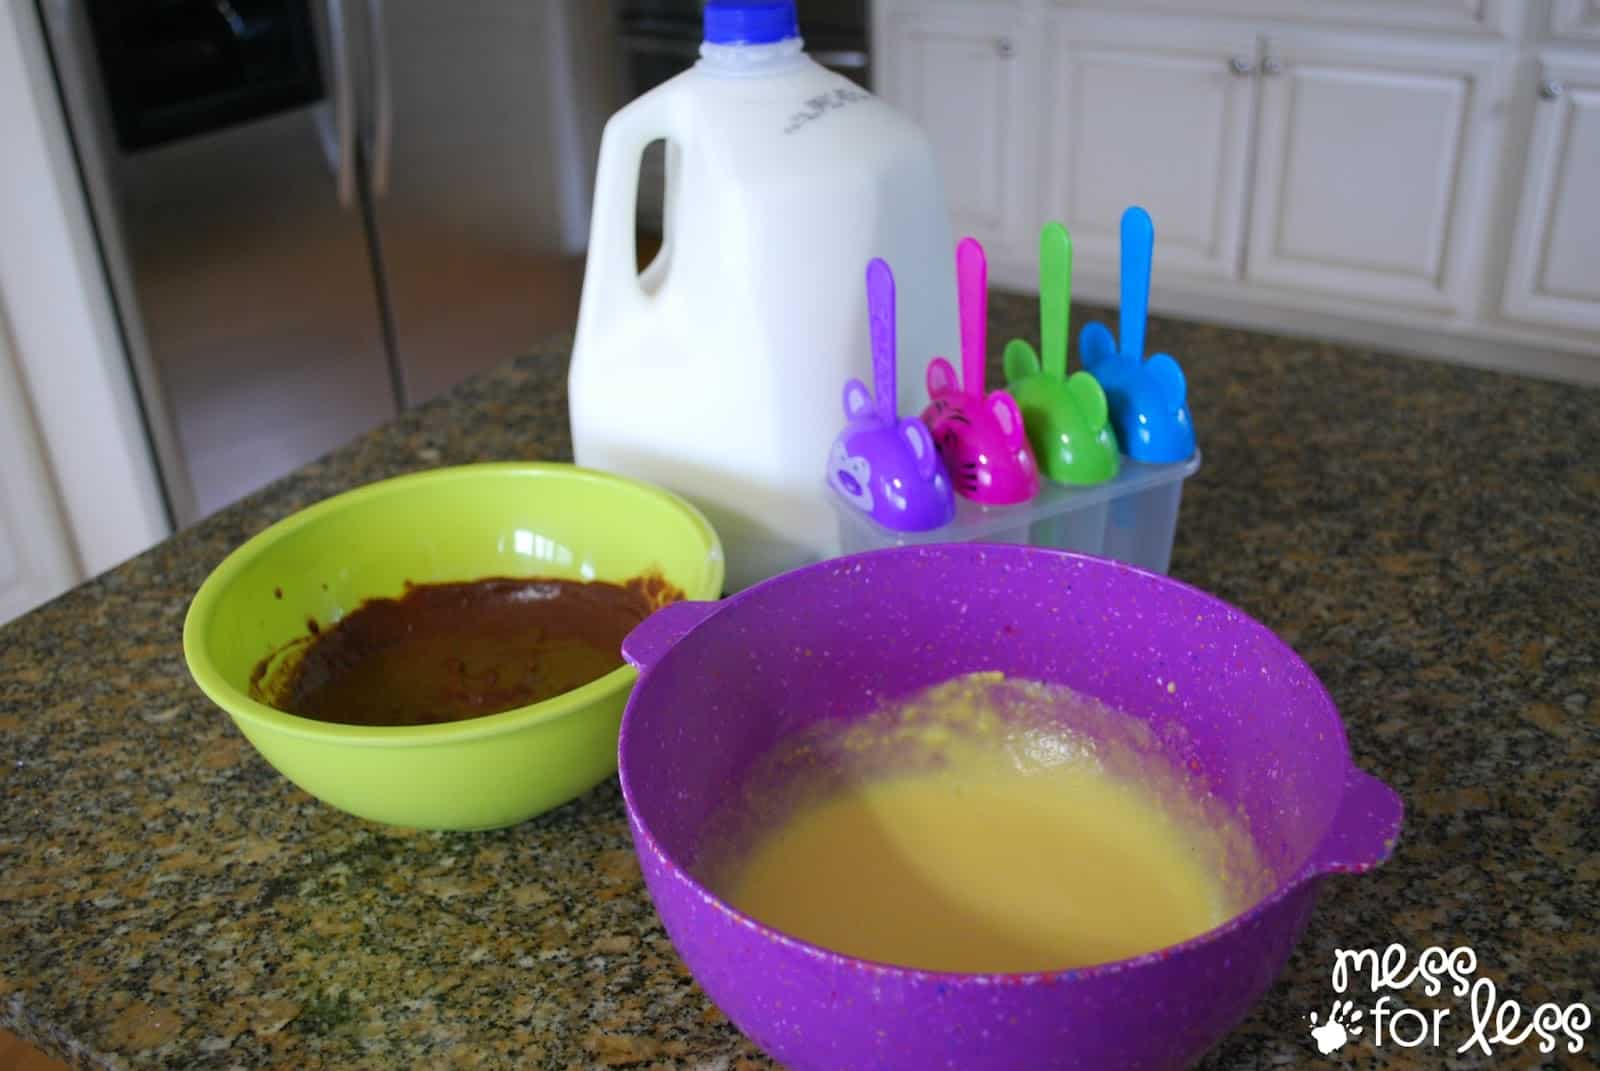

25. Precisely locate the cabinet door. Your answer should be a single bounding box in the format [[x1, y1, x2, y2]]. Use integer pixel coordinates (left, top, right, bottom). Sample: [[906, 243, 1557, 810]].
[[1245, 34, 1500, 314], [879, 6, 1030, 253], [1065, 1, 1515, 36], [1502, 56, 1600, 333], [1550, 0, 1600, 42], [1041, 14, 1258, 282]]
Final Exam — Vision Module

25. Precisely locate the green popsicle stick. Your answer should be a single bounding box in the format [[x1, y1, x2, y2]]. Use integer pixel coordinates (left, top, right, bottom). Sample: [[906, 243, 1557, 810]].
[[1039, 221, 1072, 380]]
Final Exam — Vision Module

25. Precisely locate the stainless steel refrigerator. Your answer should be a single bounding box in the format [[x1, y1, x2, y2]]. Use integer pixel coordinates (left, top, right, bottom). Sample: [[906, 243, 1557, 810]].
[[38, 0, 620, 525]]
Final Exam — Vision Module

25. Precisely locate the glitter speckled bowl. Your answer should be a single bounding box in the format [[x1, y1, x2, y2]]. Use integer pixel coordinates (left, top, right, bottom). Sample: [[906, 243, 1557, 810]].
[[617, 544, 1402, 1071]]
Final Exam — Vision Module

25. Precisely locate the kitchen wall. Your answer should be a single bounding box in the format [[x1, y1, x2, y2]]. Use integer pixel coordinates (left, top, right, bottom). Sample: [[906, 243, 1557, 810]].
[[0, 297, 79, 624], [0, 0, 170, 626]]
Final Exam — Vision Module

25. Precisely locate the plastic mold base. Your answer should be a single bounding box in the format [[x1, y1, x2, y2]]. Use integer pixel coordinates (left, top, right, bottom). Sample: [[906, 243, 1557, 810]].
[[829, 451, 1201, 575]]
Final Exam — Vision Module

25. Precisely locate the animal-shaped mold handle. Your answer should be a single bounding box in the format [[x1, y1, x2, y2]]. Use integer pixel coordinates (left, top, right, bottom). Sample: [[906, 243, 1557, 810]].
[[921, 238, 1040, 505], [1000, 222, 1120, 486], [1080, 207, 1197, 463], [827, 258, 956, 532]]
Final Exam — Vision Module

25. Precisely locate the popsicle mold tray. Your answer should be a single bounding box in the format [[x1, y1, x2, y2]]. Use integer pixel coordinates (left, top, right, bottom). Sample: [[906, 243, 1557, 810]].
[[829, 450, 1201, 575]]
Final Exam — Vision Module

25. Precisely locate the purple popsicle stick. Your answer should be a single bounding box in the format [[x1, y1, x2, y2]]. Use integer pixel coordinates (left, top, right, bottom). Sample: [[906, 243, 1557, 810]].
[[866, 257, 897, 425]]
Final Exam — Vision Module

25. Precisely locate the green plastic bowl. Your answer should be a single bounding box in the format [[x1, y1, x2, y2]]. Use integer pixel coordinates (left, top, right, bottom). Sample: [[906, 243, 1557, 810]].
[[183, 463, 724, 830]]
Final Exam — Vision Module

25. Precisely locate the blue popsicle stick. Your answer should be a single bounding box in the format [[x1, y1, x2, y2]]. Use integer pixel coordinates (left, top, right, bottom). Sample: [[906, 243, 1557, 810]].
[[1119, 206, 1154, 362]]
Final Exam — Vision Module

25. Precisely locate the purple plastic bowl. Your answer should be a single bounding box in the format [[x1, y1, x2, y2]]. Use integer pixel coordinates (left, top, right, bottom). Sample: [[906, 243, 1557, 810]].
[[618, 544, 1402, 1071]]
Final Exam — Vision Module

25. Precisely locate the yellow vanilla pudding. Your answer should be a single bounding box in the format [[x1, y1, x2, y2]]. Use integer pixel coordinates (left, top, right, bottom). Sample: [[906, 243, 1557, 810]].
[[705, 674, 1265, 974]]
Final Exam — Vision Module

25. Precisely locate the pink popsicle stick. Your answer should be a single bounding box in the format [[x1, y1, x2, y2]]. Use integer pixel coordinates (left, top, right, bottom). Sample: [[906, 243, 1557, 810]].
[[957, 237, 988, 394]]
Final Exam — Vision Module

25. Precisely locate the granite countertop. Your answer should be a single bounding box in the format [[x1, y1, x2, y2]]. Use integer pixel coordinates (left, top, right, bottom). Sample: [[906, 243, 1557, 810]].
[[2, 295, 1596, 1070]]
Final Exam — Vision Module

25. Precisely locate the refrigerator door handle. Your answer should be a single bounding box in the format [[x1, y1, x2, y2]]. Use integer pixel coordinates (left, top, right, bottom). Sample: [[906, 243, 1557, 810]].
[[315, 0, 357, 208], [362, 0, 394, 198]]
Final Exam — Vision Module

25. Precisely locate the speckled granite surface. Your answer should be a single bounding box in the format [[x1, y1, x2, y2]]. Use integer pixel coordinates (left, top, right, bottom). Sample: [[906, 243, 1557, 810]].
[[2, 296, 1596, 1070]]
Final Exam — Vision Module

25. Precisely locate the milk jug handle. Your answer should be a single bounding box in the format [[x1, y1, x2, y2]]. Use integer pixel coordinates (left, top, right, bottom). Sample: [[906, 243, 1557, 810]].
[[586, 90, 684, 324]]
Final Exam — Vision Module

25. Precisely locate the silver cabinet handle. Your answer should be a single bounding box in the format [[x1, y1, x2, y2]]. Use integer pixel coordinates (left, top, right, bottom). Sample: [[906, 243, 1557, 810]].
[[1539, 79, 1565, 101], [363, 0, 394, 198], [995, 37, 1014, 59], [1229, 56, 1255, 77], [317, 0, 356, 209], [213, 0, 248, 39], [1261, 57, 1283, 76]]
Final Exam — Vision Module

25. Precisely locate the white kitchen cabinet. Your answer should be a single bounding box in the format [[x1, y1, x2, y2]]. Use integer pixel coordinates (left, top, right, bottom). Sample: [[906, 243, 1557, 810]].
[[1550, 0, 1600, 41], [1048, 1, 1517, 36], [1244, 33, 1499, 315], [1039, 15, 1258, 281], [877, 1, 1600, 379], [878, 5, 1031, 254], [1502, 54, 1600, 334]]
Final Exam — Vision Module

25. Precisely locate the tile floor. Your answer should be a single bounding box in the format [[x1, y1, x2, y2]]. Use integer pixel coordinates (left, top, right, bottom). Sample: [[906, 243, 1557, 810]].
[[141, 225, 587, 525], [156, 222, 671, 525], [0, 1029, 68, 1071]]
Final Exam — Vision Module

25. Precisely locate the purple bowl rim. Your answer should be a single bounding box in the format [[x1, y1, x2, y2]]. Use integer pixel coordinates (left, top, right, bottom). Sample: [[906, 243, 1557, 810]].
[[618, 543, 1359, 985]]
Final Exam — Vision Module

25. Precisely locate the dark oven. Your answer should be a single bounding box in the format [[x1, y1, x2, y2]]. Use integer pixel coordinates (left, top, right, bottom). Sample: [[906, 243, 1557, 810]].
[[72, 0, 325, 152]]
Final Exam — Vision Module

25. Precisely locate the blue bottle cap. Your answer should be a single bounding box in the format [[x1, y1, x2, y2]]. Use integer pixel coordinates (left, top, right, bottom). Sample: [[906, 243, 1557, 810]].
[[703, 0, 799, 45]]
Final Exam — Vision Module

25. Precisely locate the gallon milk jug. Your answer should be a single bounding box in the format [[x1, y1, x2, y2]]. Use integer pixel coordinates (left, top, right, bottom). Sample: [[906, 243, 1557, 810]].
[[568, 0, 958, 592]]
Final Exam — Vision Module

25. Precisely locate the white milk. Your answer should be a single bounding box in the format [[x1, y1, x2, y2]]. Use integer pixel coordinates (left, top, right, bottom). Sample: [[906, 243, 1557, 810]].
[[568, 5, 957, 591]]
